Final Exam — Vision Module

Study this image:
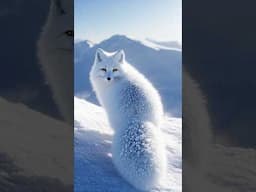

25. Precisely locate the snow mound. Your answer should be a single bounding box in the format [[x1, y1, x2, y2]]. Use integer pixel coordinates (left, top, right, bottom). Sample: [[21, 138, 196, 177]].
[[74, 97, 182, 192]]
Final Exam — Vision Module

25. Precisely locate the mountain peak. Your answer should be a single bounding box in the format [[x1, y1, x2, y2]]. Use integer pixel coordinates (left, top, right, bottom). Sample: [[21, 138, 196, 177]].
[[84, 40, 95, 48], [75, 39, 94, 47], [109, 34, 131, 40], [103, 34, 135, 43]]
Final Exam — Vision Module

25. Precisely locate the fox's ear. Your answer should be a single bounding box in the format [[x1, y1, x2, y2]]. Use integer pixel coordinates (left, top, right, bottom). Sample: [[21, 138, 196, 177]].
[[52, 0, 66, 15], [95, 48, 105, 63], [114, 50, 125, 64]]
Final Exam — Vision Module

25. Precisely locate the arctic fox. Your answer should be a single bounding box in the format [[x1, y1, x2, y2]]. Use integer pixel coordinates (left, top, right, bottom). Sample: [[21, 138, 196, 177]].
[[38, 0, 73, 124], [90, 48, 167, 191]]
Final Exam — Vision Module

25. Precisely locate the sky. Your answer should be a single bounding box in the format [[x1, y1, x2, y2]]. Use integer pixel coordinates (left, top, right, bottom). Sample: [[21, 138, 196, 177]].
[[75, 0, 181, 43]]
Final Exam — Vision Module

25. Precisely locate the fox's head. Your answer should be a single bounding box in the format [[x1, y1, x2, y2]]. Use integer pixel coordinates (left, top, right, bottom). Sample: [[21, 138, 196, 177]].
[[38, 0, 73, 124], [90, 49, 126, 84], [39, 0, 73, 54]]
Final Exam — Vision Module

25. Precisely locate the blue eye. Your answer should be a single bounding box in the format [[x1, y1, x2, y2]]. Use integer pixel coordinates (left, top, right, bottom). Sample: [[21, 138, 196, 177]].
[[100, 68, 107, 72], [113, 68, 118, 72]]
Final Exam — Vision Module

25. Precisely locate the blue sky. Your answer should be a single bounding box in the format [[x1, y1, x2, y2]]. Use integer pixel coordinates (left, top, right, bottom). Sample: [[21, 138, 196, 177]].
[[75, 0, 181, 43]]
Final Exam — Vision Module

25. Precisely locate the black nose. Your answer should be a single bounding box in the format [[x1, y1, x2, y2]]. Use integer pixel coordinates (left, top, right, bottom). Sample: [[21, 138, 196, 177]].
[[107, 77, 111, 81]]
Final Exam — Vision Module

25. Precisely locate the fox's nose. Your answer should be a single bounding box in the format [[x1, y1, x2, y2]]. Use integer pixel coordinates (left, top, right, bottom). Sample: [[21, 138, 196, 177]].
[[107, 77, 111, 81]]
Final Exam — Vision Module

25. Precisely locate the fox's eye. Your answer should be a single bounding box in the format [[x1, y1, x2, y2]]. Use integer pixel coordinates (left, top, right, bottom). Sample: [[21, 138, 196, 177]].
[[64, 30, 74, 37], [113, 68, 118, 72], [100, 68, 107, 72]]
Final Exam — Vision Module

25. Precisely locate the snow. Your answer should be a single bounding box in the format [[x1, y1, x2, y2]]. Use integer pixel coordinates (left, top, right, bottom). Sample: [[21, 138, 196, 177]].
[[139, 39, 181, 51], [0, 97, 73, 185], [74, 97, 182, 192], [1, 96, 255, 191], [105, 35, 181, 51], [145, 38, 181, 50]]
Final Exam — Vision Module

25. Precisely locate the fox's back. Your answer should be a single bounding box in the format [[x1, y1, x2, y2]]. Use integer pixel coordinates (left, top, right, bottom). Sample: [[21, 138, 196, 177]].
[[120, 79, 161, 121]]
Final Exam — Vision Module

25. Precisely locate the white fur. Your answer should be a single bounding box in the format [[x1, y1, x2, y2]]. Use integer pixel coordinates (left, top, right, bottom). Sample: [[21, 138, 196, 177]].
[[38, 0, 73, 124], [183, 69, 212, 168], [183, 69, 213, 191], [90, 49, 167, 191]]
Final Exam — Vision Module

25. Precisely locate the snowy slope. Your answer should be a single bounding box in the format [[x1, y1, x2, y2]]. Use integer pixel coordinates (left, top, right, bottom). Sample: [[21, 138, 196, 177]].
[[74, 96, 256, 192], [0, 97, 73, 190], [74, 35, 181, 117], [74, 97, 182, 192], [145, 39, 181, 50]]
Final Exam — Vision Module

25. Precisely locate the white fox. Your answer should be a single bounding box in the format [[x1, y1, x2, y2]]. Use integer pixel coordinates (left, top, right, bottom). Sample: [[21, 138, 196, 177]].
[[90, 49, 167, 191], [38, 0, 73, 124]]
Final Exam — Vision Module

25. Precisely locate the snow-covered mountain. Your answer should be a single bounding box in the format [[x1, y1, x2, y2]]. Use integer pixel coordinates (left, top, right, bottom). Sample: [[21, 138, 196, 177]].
[[74, 35, 182, 117], [75, 40, 94, 64], [146, 39, 182, 49], [74, 97, 182, 192]]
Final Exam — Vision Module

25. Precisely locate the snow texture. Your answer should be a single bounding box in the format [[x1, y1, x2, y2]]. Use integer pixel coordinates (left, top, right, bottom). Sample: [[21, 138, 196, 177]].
[[75, 97, 182, 192]]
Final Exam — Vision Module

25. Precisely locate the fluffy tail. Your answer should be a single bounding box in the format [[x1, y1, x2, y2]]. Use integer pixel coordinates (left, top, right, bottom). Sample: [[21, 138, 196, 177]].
[[112, 120, 166, 191]]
